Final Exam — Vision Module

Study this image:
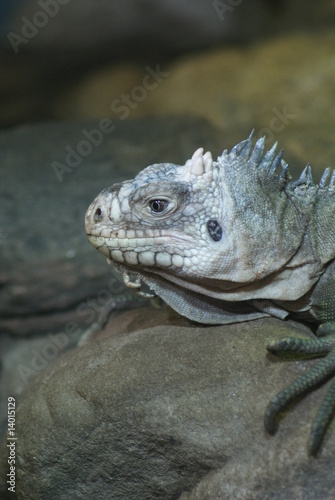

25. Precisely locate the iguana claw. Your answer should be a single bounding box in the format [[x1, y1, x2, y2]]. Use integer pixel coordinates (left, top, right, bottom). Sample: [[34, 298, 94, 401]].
[[265, 326, 335, 455]]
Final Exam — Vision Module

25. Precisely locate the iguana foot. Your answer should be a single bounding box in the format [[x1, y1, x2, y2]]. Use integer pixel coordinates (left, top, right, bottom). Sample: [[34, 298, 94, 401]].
[[264, 322, 335, 455]]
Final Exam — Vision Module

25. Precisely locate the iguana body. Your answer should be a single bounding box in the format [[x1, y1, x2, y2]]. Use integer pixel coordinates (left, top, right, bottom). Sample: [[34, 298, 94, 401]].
[[85, 133, 335, 455]]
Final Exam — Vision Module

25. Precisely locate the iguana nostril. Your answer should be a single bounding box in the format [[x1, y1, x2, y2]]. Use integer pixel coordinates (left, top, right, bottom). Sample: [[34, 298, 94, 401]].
[[94, 207, 102, 221]]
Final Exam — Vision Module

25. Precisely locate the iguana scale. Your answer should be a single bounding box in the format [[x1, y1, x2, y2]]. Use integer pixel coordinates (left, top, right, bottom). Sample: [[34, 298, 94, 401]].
[[85, 133, 335, 455]]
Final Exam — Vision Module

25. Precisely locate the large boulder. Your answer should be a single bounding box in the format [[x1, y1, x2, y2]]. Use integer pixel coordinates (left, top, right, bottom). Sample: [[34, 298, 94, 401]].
[[0, 316, 334, 499]]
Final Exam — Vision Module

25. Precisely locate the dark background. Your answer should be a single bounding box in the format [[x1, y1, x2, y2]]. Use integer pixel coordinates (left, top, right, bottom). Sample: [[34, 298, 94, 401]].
[[0, 0, 334, 129]]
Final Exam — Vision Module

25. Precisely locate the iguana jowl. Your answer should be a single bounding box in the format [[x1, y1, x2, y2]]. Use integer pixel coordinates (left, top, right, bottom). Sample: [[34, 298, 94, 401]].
[[85, 133, 335, 455]]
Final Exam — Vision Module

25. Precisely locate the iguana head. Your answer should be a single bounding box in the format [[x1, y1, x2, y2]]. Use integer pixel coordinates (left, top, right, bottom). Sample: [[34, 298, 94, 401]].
[[85, 146, 227, 281], [85, 134, 319, 318]]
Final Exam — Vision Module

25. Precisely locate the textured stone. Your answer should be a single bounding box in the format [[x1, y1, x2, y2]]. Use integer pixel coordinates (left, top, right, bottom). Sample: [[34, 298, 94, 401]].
[[0, 317, 334, 499], [143, 32, 335, 131]]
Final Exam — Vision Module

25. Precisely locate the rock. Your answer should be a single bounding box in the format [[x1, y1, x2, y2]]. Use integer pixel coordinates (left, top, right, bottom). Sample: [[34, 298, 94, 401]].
[[0, 317, 334, 499], [144, 31, 335, 170], [55, 63, 147, 121], [56, 32, 335, 177], [3, 0, 273, 56]]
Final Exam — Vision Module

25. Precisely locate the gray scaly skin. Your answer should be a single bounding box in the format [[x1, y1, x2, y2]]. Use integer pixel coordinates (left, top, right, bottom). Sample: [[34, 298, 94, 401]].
[[85, 133, 335, 455]]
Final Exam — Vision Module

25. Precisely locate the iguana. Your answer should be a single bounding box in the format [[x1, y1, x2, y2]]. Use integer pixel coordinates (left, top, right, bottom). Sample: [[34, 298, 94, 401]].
[[85, 133, 335, 455]]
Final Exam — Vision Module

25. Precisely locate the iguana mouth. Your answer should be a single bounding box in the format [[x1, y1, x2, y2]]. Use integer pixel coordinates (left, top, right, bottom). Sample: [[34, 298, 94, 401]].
[[86, 232, 199, 262]]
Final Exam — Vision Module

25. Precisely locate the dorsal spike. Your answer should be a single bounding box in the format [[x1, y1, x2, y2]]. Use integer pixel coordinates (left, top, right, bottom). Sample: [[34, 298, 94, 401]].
[[291, 166, 309, 188], [319, 167, 331, 188], [299, 165, 309, 180], [230, 130, 254, 158], [259, 141, 277, 171], [291, 164, 316, 189], [306, 164, 314, 185], [279, 160, 290, 181], [230, 139, 252, 157], [269, 149, 283, 175], [248, 137, 265, 165], [329, 170, 335, 189]]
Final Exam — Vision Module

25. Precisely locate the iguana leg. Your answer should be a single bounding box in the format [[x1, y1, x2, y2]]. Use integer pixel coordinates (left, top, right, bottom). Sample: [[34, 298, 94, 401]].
[[77, 293, 149, 347], [264, 321, 335, 455]]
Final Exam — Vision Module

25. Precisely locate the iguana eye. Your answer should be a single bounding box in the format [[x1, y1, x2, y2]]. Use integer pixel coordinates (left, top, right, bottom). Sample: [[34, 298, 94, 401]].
[[149, 199, 169, 213]]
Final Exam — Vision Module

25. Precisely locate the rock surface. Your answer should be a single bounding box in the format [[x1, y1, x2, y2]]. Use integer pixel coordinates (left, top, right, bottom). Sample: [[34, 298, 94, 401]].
[[55, 32, 335, 173], [0, 316, 334, 499]]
